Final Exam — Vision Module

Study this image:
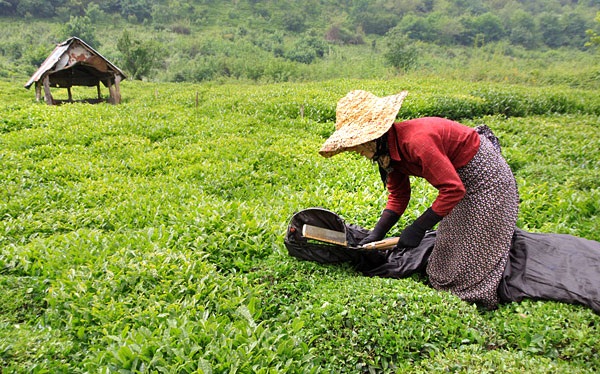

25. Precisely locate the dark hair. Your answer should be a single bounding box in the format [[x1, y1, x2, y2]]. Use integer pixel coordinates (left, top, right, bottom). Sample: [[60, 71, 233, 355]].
[[374, 134, 389, 161], [373, 135, 390, 187]]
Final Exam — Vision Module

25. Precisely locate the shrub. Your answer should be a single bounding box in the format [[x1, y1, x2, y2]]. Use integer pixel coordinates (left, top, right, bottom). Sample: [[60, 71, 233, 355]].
[[116, 30, 164, 80], [383, 28, 419, 72], [285, 35, 327, 64], [325, 25, 364, 45]]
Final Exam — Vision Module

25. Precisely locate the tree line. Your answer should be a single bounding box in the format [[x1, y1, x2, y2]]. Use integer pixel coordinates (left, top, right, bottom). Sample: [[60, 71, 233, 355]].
[[2, 0, 598, 50], [1, 0, 598, 84]]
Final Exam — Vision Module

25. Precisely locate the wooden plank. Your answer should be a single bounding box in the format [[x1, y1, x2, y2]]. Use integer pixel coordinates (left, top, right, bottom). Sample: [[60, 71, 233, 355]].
[[302, 224, 347, 246], [361, 237, 399, 250]]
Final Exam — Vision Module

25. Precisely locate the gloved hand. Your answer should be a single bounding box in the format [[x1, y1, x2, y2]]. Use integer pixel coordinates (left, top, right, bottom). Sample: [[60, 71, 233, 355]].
[[359, 209, 400, 246], [398, 207, 442, 248]]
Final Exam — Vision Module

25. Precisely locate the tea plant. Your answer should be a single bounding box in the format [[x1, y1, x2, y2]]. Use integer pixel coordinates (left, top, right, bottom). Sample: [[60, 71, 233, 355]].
[[0, 78, 598, 372]]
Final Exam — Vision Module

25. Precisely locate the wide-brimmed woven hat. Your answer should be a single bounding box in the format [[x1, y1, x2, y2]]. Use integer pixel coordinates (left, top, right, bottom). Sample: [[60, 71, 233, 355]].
[[319, 90, 408, 158]]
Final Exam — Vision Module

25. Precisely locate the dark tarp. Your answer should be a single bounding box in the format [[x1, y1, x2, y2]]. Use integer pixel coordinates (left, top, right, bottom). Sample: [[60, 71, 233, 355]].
[[284, 208, 600, 314]]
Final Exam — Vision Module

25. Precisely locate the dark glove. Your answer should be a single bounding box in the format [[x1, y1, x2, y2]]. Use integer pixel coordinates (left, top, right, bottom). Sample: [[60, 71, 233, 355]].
[[359, 209, 400, 245], [398, 208, 442, 248]]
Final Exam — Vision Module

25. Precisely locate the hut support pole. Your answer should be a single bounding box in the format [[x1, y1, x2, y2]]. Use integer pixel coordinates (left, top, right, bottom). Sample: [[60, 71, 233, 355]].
[[107, 79, 115, 104], [42, 76, 53, 105], [114, 75, 122, 104], [35, 83, 42, 102]]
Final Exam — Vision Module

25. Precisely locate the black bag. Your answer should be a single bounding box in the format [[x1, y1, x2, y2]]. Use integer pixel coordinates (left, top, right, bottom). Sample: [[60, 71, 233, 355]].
[[499, 229, 600, 313], [284, 208, 600, 314], [284, 207, 435, 277]]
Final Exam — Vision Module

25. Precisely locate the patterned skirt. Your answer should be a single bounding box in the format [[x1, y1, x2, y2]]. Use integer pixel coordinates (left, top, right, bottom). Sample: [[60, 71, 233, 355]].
[[426, 131, 519, 309]]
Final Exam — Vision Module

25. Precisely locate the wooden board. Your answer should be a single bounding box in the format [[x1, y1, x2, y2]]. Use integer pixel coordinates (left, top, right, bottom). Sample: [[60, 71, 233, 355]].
[[302, 224, 347, 246]]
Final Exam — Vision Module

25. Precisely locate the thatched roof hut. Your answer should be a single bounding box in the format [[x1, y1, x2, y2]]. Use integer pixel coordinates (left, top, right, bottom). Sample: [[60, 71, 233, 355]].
[[25, 37, 126, 105]]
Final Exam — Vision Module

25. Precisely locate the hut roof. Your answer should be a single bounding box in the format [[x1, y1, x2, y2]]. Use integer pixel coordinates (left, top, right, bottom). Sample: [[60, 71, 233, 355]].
[[24, 37, 126, 89]]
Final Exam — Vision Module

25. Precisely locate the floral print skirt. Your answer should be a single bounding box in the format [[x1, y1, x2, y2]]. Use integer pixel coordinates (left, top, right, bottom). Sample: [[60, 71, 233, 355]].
[[426, 131, 519, 309]]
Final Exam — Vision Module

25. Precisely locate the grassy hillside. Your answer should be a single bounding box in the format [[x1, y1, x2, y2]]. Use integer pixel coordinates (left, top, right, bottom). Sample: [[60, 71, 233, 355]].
[[1, 0, 599, 87], [1, 77, 599, 372]]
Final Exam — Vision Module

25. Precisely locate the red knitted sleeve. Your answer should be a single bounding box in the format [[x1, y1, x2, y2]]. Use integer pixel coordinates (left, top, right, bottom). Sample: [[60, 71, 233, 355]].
[[402, 132, 467, 216], [384, 171, 411, 216]]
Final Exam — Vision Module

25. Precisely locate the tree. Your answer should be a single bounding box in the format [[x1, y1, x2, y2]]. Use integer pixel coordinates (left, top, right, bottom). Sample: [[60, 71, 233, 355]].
[[439, 16, 466, 45], [117, 30, 163, 80], [16, 0, 59, 18], [61, 15, 100, 48], [325, 25, 364, 45], [537, 12, 563, 48], [586, 11, 600, 49], [383, 26, 419, 72], [359, 12, 399, 36], [120, 0, 152, 23], [0, 0, 18, 16], [98, 0, 121, 14], [284, 35, 327, 64], [281, 13, 306, 33], [85, 3, 105, 24], [398, 14, 436, 42], [150, 1, 195, 25], [461, 12, 505, 45], [508, 9, 538, 49], [561, 12, 589, 49]]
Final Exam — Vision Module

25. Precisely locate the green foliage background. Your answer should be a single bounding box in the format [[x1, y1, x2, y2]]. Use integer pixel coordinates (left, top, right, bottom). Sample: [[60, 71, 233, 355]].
[[1, 77, 599, 372], [1, 0, 599, 87]]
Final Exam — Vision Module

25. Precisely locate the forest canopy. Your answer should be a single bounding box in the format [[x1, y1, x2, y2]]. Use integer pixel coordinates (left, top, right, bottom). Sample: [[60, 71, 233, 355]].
[[2, 0, 598, 49], [1, 0, 599, 85]]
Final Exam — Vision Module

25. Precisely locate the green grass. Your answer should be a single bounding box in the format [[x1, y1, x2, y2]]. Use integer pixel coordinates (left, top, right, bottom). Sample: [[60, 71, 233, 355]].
[[0, 78, 599, 372], [2, 16, 599, 90]]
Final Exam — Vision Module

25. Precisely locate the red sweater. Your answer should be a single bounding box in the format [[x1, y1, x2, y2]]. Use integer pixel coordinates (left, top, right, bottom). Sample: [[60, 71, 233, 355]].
[[385, 117, 480, 217]]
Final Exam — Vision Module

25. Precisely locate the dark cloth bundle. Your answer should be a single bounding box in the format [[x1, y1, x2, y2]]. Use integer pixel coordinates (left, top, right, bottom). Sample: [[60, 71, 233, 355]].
[[284, 208, 600, 314]]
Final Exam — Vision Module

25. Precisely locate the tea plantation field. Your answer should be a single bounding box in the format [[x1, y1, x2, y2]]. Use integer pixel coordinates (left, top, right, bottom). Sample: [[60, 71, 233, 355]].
[[0, 78, 599, 372]]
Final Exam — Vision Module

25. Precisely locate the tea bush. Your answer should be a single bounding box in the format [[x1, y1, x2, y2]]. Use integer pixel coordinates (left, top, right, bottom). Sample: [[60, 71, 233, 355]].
[[0, 78, 598, 372]]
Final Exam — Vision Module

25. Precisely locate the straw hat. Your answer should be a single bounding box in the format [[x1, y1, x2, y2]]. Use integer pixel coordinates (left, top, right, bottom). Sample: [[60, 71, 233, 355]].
[[319, 90, 408, 158]]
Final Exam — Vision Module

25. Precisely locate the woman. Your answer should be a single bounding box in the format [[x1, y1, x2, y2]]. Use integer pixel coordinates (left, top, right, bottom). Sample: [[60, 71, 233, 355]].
[[319, 90, 519, 309]]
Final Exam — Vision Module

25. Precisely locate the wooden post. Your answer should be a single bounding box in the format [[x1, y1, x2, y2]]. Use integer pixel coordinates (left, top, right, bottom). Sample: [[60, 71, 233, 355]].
[[67, 87, 73, 102], [113, 74, 122, 104], [107, 79, 115, 104], [42, 75, 53, 105], [97, 83, 101, 100], [35, 83, 42, 102]]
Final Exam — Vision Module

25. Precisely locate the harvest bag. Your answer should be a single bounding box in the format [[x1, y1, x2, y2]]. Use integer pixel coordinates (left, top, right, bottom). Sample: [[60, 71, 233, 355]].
[[284, 208, 600, 314]]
